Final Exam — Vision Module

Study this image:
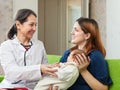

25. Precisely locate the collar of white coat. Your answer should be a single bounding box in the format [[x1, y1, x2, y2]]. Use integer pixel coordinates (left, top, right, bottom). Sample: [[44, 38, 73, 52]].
[[12, 35, 34, 45]]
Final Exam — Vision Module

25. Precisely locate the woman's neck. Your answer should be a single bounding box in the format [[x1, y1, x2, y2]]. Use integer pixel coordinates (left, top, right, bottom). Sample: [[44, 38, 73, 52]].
[[17, 35, 30, 46], [78, 41, 87, 50]]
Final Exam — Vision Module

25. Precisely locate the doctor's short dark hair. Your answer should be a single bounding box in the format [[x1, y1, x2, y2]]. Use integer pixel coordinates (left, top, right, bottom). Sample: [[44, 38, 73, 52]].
[[7, 9, 37, 39]]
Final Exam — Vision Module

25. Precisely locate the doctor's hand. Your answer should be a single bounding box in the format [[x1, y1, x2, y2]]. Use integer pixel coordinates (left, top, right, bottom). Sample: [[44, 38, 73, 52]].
[[40, 64, 58, 77]]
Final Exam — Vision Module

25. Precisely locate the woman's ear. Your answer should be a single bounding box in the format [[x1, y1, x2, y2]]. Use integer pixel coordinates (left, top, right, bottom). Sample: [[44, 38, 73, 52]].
[[85, 33, 91, 40], [16, 21, 21, 29]]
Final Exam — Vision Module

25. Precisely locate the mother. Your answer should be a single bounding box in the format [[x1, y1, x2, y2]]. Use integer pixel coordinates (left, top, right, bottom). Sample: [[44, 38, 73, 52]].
[[60, 17, 112, 90]]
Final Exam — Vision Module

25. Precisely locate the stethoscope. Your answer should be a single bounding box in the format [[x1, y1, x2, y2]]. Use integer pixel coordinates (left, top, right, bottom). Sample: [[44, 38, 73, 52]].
[[21, 41, 33, 66], [12, 41, 33, 84]]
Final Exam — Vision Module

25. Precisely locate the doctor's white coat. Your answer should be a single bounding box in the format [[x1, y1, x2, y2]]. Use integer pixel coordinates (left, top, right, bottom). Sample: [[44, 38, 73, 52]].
[[0, 37, 48, 90]]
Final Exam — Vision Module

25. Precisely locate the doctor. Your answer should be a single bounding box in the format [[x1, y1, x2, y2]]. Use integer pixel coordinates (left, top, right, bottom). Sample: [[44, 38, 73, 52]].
[[0, 9, 57, 90]]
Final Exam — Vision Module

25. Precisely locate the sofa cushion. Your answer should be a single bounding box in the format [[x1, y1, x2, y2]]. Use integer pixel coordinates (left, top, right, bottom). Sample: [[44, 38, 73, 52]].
[[107, 59, 120, 90]]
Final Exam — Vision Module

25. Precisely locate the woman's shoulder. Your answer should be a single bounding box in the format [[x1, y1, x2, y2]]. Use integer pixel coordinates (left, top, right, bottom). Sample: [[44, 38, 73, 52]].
[[0, 40, 15, 52], [60, 49, 70, 63], [32, 39, 46, 49], [89, 50, 105, 62], [89, 50, 104, 57], [0, 39, 12, 46], [32, 39, 44, 45], [62, 49, 70, 56]]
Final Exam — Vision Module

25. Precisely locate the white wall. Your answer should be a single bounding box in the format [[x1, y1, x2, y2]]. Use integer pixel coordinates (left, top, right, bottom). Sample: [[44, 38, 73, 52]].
[[13, 0, 38, 40], [106, 0, 120, 59]]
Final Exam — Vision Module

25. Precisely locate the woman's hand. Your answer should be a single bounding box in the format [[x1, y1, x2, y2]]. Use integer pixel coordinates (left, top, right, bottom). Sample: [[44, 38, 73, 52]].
[[49, 84, 58, 90], [40, 64, 58, 77], [74, 53, 90, 73]]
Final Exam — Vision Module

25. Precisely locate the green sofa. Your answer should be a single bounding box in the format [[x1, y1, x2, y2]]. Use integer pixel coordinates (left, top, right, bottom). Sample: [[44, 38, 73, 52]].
[[0, 55, 120, 90], [107, 59, 120, 90]]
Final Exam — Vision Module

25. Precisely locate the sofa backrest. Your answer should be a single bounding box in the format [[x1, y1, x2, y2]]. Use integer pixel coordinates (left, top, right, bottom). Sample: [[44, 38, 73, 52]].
[[47, 54, 61, 64]]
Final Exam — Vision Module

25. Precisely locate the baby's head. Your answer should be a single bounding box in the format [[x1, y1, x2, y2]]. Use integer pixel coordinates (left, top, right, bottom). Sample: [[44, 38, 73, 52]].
[[67, 49, 86, 62]]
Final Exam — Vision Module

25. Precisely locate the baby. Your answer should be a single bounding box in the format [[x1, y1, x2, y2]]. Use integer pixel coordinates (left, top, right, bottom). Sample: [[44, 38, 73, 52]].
[[34, 49, 85, 90]]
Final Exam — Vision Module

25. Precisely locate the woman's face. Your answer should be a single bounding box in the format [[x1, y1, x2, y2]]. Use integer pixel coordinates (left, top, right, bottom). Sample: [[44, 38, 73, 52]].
[[71, 22, 89, 45], [17, 14, 37, 39]]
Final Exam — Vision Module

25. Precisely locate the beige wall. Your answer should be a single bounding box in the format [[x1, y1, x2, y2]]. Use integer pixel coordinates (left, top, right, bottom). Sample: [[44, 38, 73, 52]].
[[0, 0, 13, 44], [38, 0, 67, 55]]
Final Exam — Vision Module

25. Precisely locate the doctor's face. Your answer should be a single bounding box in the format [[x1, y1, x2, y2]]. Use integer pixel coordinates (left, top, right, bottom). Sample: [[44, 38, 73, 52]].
[[17, 14, 37, 39]]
